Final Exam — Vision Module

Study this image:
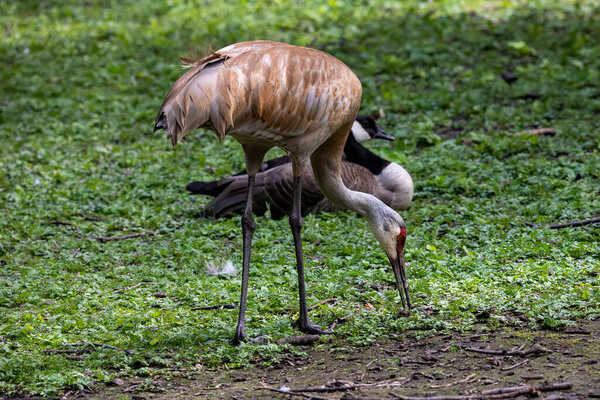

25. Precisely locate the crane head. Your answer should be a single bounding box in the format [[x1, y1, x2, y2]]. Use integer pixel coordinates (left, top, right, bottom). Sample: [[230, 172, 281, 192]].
[[367, 209, 412, 310]]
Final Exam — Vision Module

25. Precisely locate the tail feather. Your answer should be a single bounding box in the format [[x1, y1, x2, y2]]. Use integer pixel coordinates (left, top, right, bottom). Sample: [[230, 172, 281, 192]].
[[204, 176, 270, 218], [186, 179, 233, 197], [154, 53, 228, 147]]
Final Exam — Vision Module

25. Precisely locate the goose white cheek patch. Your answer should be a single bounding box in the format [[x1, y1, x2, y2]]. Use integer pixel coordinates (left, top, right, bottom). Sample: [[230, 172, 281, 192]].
[[352, 120, 372, 143]]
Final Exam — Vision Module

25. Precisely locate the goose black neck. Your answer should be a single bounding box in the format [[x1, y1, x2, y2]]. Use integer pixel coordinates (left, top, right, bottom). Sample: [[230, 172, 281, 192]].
[[343, 133, 391, 175]]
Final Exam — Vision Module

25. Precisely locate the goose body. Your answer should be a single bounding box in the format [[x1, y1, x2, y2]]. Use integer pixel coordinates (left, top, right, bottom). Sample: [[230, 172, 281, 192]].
[[155, 41, 411, 342], [188, 127, 413, 219]]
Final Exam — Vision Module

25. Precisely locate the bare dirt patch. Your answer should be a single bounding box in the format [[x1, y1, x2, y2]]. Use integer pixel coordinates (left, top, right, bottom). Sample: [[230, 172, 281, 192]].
[[85, 321, 600, 400]]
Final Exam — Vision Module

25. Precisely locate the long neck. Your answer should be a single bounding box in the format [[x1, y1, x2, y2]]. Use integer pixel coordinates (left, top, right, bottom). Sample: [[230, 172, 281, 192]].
[[311, 126, 391, 220], [343, 134, 390, 175]]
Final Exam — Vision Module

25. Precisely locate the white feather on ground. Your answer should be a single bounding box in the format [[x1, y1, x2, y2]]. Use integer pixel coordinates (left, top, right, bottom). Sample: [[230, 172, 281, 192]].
[[205, 260, 237, 276]]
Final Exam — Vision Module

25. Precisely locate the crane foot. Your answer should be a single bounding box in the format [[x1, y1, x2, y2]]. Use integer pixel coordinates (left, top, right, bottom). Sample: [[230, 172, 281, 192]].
[[232, 327, 265, 345], [292, 318, 334, 335]]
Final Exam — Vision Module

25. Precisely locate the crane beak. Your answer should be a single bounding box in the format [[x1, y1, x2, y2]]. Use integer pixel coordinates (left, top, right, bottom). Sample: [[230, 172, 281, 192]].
[[388, 251, 412, 310], [373, 127, 395, 141]]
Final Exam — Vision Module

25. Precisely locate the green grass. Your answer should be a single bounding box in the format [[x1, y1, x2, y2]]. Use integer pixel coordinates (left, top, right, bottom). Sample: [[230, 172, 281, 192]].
[[1, 0, 600, 396]]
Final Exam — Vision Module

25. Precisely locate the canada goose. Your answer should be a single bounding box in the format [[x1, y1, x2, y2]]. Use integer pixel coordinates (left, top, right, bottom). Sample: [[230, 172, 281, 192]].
[[187, 127, 413, 219], [154, 41, 411, 343]]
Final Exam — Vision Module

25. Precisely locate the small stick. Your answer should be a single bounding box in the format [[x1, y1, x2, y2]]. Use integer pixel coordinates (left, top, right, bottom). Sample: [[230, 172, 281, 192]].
[[258, 382, 330, 400], [481, 382, 573, 395], [501, 359, 528, 371], [277, 380, 354, 393], [308, 298, 335, 311], [113, 282, 156, 293], [430, 373, 476, 388], [515, 127, 556, 136], [464, 343, 550, 357], [356, 377, 411, 388], [91, 231, 157, 243], [392, 394, 468, 400], [277, 335, 322, 346], [191, 304, 236, 310], [548, 217, 600, 229], [524, 217, 600, 229], [329, 314, 352, 331], [393, 382, 573, 400]]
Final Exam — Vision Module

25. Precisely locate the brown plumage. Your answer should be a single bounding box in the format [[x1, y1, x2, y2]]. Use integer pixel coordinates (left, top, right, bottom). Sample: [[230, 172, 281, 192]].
[[155, 41, 411, 343], [203, 161, 397, 219]]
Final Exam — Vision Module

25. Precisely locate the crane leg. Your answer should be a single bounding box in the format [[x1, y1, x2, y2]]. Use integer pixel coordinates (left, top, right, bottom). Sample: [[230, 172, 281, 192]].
[[290, 176, 332, 335], [232, 145, 270, 344], [233, 175, 257, 344]]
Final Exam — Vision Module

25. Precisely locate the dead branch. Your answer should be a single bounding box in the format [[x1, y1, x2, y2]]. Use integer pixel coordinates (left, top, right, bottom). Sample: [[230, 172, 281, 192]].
[[548, 217, 600, 229], [393, 381, 572, 400], [430, 373, 476, 388], [308, 298, 335, 311], [281, 380, 355, 393], [515, 127, 556, 136], [524, 217, 600, 229], [392, 394, 469, 400], [113, 281, 156, 293], [258, 381, 330, 400], [277, 334, 321, 346], [481, 382, 573, 395], [191, 303, 236, 310], [464, 343, 549, 357], [500, 359, 529, 371], [355, 377, 411, 388], [91, 231, 157, 243]]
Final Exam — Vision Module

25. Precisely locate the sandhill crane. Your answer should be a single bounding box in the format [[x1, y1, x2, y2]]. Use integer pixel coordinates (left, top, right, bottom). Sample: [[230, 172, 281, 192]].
[[186, 114, 395, 195], [186, 126, 413, 219], [154, 41, 411, 343]]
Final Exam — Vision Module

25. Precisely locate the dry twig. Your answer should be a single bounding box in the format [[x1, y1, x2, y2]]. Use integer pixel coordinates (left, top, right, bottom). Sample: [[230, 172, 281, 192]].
[[430, 374, 476, 388], [464, 343, 549, 357], [515, 127, 556, 136], [258, 381, 330, 400], [308, 298, 336, 311], [524, 216, 600, 229], [392, 381, 573, 400], [500, 359, 529, 371], [191, 303, 236, 310]]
